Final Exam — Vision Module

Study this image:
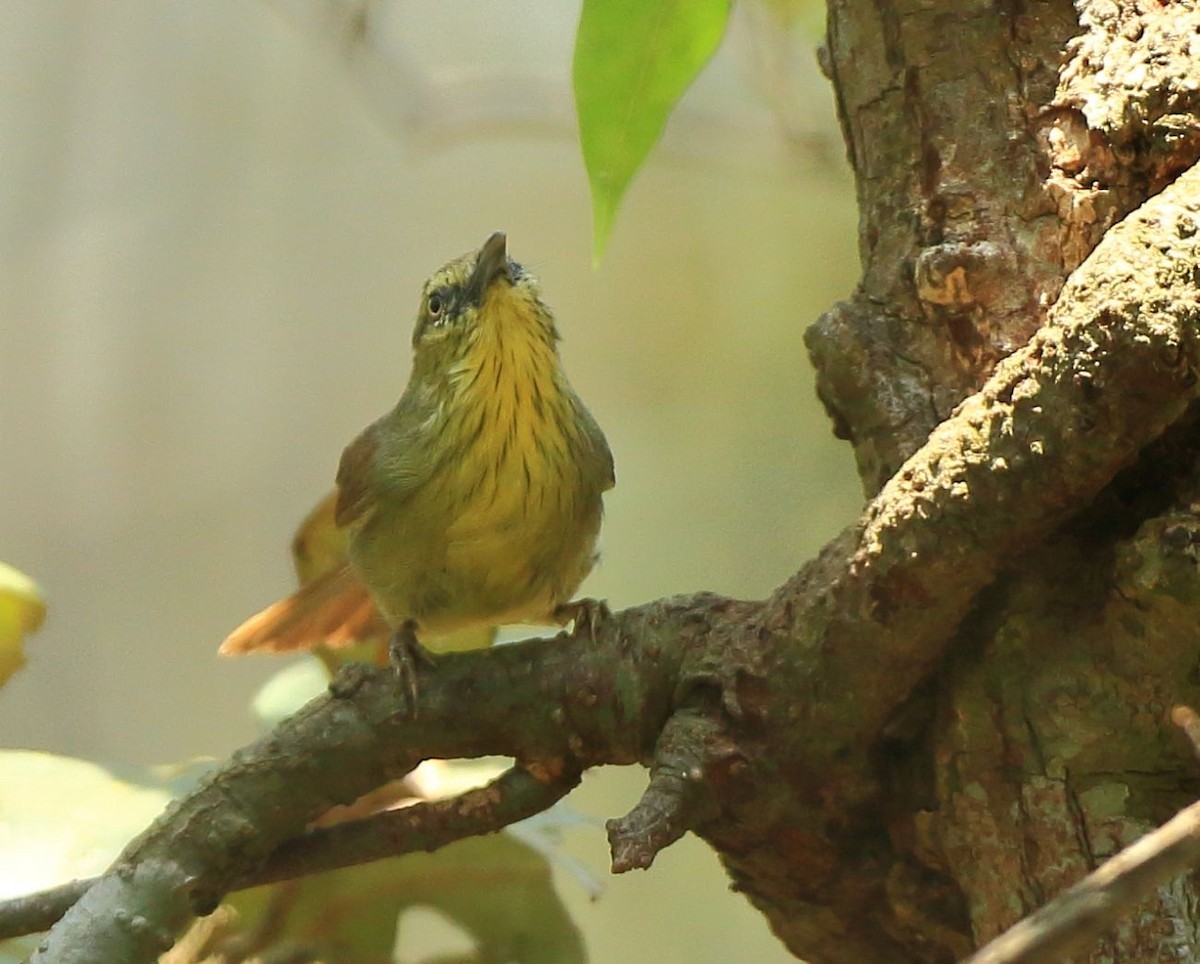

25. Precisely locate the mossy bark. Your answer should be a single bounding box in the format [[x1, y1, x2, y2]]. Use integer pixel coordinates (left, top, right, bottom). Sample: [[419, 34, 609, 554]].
[[803, 0, 1200, 958]]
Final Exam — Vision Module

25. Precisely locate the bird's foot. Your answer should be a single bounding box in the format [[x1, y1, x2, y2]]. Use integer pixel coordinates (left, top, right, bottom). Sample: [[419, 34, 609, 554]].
[[553, 598, 611, 641], [388, 620, 438, 717]]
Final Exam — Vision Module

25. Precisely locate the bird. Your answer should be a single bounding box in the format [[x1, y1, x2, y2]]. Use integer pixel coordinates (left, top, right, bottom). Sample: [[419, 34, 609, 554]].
[[220, 232, 614, 678]]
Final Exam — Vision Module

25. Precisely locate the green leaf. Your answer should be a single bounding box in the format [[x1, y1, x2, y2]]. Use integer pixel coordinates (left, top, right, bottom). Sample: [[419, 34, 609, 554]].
[[0, 936, 38, 964], [227, 833, 586, 963], [0, 752, 209, 900], [0, 562, 46, 688], [0, 751, 211, 958], [574, 0, 731, 263]]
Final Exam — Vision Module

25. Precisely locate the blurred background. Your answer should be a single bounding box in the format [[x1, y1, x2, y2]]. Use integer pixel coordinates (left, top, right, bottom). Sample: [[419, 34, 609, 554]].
[[0, 1, 862, 960]]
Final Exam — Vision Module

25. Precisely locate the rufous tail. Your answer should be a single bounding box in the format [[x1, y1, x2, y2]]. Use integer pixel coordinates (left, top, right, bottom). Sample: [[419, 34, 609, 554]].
[[219, 564, 386, 655]]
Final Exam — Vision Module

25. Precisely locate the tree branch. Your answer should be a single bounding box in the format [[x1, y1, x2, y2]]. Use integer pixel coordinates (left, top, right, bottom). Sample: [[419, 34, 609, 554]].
[[608, 708, 725, 872], [762, 161, 1200, 802], [695, 163, 1200, 956], [25, 164, 1200, 962], [0, 764, 579, 941], [26, 611, 691, 962]]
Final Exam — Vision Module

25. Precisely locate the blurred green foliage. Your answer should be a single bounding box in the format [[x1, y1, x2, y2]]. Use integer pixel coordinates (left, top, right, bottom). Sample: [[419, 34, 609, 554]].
[[0, 562, 44, 687]]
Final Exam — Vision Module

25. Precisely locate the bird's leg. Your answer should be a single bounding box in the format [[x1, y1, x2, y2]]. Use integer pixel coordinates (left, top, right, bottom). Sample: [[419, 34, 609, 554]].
[[388, 619, 438, 716], [552, 598, 611, 641]]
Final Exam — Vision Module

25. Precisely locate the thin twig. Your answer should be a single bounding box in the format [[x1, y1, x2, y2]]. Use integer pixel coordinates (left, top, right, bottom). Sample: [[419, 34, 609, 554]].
[[608, 709, 724, 872], [1171, 705, 1200, 761], [965, 798, 1200, 963], [966, 708, 1200, 963], [0, 764, 579, 941]]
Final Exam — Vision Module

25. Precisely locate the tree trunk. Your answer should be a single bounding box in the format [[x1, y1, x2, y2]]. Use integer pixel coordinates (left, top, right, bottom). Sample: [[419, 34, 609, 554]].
[[801, 0, 1200, 958], [21, 4, 1200, 962]]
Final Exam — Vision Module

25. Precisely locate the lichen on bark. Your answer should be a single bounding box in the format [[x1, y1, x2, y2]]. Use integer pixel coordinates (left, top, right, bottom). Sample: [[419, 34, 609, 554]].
[[807, 0, 1200, 959]]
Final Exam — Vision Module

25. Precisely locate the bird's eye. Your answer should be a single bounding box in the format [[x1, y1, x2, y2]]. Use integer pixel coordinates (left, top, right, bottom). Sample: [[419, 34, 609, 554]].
[[428, 292, 445, 318]]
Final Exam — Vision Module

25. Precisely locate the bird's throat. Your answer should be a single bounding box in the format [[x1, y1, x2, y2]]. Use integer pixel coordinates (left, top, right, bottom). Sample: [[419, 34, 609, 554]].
[[443, 304, 573, 497]]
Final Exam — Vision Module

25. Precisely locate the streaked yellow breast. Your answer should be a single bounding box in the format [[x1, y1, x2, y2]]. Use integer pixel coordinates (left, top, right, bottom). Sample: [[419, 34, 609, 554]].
[[403, 287, 598, 634]]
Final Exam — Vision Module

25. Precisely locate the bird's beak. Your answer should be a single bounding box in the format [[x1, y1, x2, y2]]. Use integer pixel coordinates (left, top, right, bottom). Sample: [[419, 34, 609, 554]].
[[465, 232, 511, 306]]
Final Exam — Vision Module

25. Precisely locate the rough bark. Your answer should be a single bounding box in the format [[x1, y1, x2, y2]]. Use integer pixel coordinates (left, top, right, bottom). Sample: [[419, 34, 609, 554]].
[[807, 0, 1200, 959]]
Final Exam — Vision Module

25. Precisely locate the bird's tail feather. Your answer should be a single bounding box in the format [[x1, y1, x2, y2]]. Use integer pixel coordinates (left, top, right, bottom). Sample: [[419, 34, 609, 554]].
[[219, 564, 385, 655]]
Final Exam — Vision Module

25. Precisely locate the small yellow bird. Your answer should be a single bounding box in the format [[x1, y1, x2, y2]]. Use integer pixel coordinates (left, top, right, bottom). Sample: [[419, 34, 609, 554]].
[[221, 232, 614, 667]]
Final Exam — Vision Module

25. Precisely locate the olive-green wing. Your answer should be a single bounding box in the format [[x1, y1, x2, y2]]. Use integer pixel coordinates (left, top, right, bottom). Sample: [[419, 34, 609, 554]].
[[575, 398, 615, 493], [334, 423, 382, 530]]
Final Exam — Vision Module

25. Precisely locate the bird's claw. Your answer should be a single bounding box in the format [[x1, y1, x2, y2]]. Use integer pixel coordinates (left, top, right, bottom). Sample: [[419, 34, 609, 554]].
[[388, 620, 437, 717], [553, 598, 611, 641]]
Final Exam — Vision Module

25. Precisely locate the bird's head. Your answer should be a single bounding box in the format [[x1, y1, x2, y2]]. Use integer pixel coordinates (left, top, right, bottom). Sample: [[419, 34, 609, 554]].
[[409, 233, 558, 374]]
